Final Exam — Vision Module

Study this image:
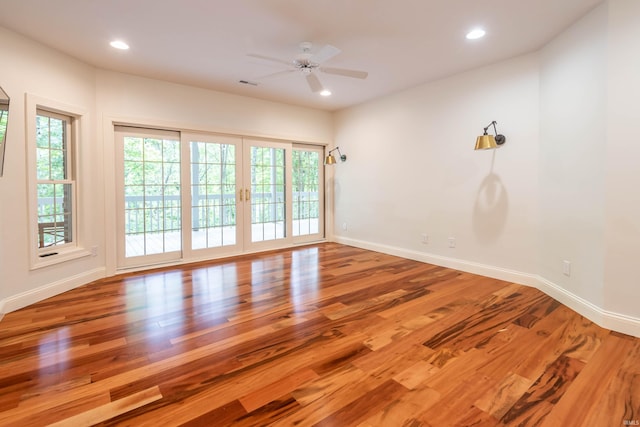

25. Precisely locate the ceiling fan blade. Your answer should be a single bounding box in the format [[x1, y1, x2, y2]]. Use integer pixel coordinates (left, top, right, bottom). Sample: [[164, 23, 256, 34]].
[[247, 53, 293, 67], [310, 44, 341, 64], [306, 73, 324, 93], [255, 69, 296, 80], [320, 67, 368, 79]]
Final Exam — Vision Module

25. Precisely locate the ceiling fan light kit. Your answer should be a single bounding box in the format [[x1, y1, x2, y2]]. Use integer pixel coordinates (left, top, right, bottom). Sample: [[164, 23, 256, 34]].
[[249, 42, 368, 96]]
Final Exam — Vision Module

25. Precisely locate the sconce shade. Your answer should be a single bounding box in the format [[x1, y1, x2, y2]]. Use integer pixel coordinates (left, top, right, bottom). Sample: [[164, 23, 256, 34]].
[[325, 147, 346, 165], [474, 121, 506, 150], [475, 134, 498, 150], [325, 154, 337, 165]]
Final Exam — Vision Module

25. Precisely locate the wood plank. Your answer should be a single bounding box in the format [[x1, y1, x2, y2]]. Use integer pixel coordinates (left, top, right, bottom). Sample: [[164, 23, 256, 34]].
[[500, 355, 585, 425], [313, 379, 408, 426], [474, 372, 533, 420], [238, 368, 319, 412], [48, 386, 162, 427], [357, 383, 441, 426]]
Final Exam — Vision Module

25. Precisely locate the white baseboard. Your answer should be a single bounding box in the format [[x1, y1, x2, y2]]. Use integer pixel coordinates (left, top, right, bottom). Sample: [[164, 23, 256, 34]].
[[535, 276, 640, 338], [334, 236, 539, 286], [0, 268, 106, 315], [334, 236, 640, 338]]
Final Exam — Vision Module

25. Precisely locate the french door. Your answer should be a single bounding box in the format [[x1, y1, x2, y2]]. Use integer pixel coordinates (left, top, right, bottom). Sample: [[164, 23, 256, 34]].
[[243, 138, 291, 251], [115, 128, 324, 268], [183, 133, 244, 258]]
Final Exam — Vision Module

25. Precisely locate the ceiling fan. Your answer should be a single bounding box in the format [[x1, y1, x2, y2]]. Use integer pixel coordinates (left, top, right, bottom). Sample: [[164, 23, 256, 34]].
[[248, 42, 368, 94]]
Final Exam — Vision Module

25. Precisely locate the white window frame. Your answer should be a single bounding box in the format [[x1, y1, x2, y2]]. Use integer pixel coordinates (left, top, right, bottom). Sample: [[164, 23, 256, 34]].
[[26, 94, 89, 269]]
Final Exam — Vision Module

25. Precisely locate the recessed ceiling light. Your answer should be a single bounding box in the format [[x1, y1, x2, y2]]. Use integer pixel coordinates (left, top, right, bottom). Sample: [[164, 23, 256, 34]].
[[320, 90, 332, 97], [466, 29, 486, 40], [110, 40, 130, 50]]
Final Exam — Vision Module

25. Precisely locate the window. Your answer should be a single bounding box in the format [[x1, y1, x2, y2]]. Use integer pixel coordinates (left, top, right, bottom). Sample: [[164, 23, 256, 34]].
[[26, 94, 88, 268], [35, 110, 75, 250]]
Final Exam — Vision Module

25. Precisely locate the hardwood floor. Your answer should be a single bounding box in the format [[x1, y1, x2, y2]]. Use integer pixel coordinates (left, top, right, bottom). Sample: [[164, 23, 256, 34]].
[[0, 243, 638, 426]]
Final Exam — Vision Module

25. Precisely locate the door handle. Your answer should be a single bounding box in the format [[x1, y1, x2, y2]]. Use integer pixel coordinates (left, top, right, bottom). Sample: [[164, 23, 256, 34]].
[[245, 189, 250, 201]]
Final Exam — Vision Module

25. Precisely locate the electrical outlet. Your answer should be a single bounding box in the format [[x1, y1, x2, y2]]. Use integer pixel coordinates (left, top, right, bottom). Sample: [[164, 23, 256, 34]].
[[562, 260, 571, 277], [448, 237, 456, 248], [421, 233, 429, 244], [91, 246, 98, 257], [342, 222, 348, 231]]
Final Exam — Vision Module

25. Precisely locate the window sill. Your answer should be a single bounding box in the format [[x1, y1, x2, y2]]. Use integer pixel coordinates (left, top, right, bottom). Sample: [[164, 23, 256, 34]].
[[31, 247, 92, 270]]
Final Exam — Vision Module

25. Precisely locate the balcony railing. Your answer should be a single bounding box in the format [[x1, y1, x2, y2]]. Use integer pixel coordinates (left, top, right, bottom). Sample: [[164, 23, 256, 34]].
[[38, 191, 320, 252]]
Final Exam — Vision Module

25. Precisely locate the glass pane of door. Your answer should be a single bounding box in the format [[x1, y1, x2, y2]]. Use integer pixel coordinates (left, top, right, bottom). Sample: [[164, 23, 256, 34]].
[[250, 145, 286, 242], [117, 127, 182, 267], [292, 147, 323, 239], [189, 137, 239, 250]]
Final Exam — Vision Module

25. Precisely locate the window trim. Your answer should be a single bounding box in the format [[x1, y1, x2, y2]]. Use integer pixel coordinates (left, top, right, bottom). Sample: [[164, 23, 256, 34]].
[[26, 94, 90, 269]]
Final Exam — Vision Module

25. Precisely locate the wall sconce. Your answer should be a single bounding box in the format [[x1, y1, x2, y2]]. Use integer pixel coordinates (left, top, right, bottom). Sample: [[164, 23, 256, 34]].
[[325, 146, 346, 164], [474, 121, 506, 150]]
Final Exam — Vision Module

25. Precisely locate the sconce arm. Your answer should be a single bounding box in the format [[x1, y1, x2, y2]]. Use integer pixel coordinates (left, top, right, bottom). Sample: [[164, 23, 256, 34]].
[[329, 146, 347, 162], [483, 121, 498, 135]]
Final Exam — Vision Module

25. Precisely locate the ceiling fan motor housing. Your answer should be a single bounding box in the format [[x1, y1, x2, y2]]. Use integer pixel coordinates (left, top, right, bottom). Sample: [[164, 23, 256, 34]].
[[296, 42, 316, 70]]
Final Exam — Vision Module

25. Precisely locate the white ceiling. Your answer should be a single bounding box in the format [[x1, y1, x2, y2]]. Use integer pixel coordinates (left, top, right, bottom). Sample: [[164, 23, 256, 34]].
[[0, 0, 602, 111]]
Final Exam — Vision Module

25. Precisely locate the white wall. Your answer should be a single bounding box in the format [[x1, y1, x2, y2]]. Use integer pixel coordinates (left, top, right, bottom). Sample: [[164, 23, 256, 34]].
[[333, 54, 540, 283], [538, 4, 607, 309], [96, 71, 333, 144], [528, 0, 640, 334], [604, 0, 640, 319]]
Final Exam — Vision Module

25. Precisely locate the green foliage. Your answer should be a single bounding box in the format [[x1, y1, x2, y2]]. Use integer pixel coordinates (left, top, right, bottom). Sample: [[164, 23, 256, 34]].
[[191, 141, 237, 230], [123, 136, 182, 234], [36, 114, 67, 183], [0, 109, 7, 143], [292, 150, 319, 220]]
